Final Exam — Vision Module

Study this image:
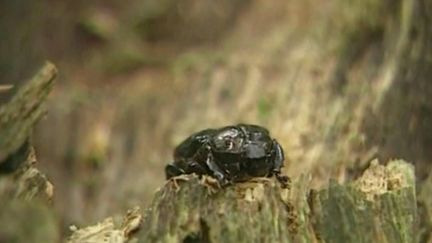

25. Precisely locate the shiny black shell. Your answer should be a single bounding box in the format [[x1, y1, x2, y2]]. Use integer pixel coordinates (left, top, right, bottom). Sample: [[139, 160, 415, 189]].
[[165, 124, 288, 187]]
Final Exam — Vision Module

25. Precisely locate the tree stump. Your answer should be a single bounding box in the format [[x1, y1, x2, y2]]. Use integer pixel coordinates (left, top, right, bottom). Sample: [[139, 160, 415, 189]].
[[137, 160, 415, 243]]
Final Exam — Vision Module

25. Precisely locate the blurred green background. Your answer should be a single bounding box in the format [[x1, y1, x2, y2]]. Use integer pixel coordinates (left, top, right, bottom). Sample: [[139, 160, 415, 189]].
[[1, 0, 432, 236]]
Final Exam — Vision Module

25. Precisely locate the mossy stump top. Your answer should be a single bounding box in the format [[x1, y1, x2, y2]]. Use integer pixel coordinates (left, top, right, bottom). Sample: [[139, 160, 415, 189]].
[[137, 160, 415, 243]]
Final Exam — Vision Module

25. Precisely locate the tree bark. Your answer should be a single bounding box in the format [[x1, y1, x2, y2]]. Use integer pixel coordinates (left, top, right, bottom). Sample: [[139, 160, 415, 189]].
[[0, 62, 59, 242], [137, 160, 415, 243], [0, 61, 56, 169]]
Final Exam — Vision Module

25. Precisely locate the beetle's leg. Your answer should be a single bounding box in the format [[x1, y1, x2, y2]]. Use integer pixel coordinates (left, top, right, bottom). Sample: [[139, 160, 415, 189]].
[[271, 139, 290, 188], [186, 161, 208, 175], [165, 164, 185, 179], [188, 142, 213, 176], [275, 173, 290, 189], [202, 144, 230, 187], [206, 153, 225, 183]]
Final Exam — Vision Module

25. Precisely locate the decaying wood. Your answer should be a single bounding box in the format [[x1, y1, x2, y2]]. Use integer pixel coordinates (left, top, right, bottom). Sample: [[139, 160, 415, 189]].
[[0, 84, 14, 92], [63, 160, 416, 243], [66, 207, 142, 243], [0, 62, 58, 242], [0, 61, 57, 164], [129, 159, 414, 243], [313, 160, 415, 243], [417, 172, 432, 243], [0, 143, 54, 202], [0, 62, 57, 202]]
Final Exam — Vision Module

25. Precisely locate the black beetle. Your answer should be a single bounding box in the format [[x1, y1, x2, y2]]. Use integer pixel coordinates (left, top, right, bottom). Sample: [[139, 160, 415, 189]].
[[165, 124, 289, 188]]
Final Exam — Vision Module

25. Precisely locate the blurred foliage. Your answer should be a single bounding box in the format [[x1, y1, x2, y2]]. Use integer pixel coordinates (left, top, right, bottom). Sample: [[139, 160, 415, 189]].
[[257, 97, 272, 121]]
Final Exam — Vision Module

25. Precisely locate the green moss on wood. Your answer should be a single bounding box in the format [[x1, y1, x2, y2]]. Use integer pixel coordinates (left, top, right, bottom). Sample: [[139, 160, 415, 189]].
[[138, 160, 415, 243], [0, 62, 57, 165]]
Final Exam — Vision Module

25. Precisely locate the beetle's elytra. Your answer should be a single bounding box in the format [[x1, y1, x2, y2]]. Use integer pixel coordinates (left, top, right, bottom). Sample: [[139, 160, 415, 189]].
[[165, 124, 289, 188]]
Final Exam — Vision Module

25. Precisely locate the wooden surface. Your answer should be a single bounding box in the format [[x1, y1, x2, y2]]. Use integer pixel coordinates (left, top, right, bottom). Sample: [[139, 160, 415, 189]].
[[0, 62, 57, 165], [0, 62, 58, 242], [137, 160, 415, 243]]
